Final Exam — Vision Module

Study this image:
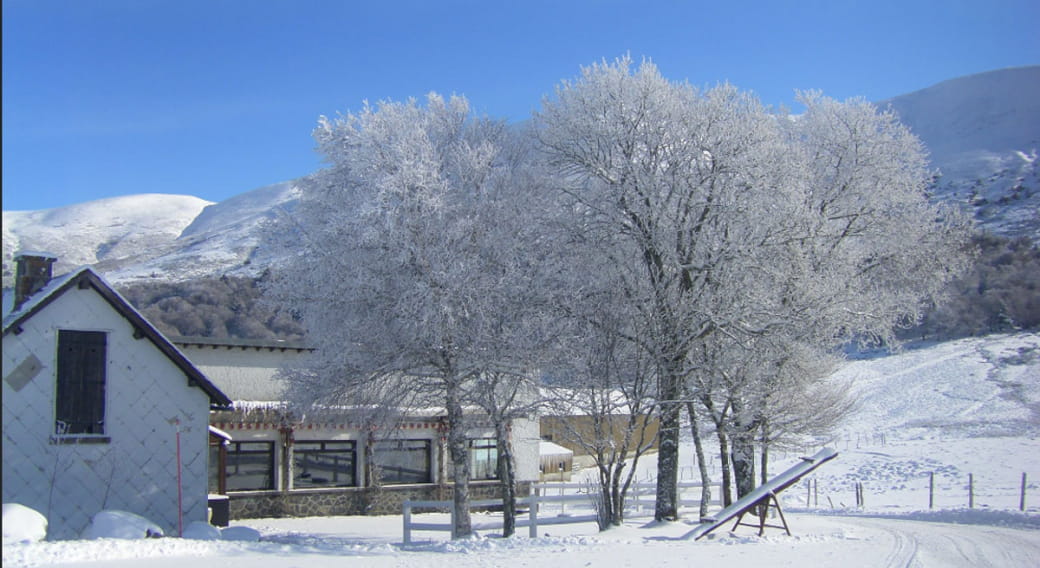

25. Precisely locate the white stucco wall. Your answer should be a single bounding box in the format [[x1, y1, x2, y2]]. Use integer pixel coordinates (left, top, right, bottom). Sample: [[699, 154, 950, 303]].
[[511, 416, 541, 482], [2, 285, 211, 539]]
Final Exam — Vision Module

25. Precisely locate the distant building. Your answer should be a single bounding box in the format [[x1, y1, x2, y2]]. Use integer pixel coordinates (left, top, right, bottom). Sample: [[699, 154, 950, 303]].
[[540, 413, 660, 456], [2, 253, 230, 539]]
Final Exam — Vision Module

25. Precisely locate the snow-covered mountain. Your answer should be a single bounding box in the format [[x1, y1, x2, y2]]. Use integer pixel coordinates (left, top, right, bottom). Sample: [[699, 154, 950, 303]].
[[2, 182, 297, 286], [2, 194, 213, 284], [2, 67, 1037, 286], [101, 181, 299, 283], [881, 66, 1040, 238]]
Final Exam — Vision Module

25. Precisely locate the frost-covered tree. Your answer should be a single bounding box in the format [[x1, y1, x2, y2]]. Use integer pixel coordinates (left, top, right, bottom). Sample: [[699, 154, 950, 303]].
[[537, 56, 804, 520], [544, 297, 658, 530], [537, 57, 972, 519], [268, 94, 553, 539]]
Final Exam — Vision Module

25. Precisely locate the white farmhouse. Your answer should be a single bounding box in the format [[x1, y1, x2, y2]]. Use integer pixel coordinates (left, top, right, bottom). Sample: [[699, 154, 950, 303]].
[[2, 253, 230, 539]]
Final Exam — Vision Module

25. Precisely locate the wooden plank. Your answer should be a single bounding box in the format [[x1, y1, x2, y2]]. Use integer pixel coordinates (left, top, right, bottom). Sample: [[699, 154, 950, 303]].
[[686, 447, 838, 540]]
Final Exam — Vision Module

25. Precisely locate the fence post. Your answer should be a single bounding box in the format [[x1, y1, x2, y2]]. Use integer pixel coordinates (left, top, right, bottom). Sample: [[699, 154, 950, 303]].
[[969, 473, 974, 509], [450, 500, 456, 538], [529, 495, 539, 538], [813, 479, 818, 507], [929, 472, 934, 509], [1022, 472, 1028, 512], [806, 479, 811, 507], [403, 501, 412, 545]]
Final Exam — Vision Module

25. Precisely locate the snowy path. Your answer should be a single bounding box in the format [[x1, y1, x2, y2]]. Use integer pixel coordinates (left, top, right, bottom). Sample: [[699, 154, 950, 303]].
[[833, 516, 1040, 567]]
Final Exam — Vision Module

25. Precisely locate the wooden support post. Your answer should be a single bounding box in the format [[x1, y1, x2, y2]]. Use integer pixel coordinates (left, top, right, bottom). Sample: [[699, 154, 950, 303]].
[[730, 492, 791, 537], [969, 473, 974, 509]]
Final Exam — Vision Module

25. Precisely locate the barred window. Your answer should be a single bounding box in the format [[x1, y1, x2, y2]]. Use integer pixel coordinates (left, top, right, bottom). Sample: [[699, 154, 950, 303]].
[[372, 439, 431, 484], [294, 441, 357, 488], [226, 441, 275, 491]]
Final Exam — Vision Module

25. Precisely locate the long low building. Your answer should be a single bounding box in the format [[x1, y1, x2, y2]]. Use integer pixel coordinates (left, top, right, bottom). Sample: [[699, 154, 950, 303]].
[[172, 336, 541, 519]]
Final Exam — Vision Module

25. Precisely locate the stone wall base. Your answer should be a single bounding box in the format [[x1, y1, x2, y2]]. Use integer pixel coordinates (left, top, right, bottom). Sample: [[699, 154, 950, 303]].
[[228, 481, 532, 519]]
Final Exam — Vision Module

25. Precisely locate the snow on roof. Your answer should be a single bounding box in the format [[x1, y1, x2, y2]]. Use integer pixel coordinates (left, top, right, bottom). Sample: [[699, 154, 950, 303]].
[[208, 425, 232, 442], [2, 266, 87, 325], [539, 440, 574, 456], [14, 251, 58, 259]]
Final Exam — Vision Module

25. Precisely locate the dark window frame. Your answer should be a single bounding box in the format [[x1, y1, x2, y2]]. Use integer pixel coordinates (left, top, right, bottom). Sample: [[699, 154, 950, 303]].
[[225, 441, 276, 491], [54, 330, 107, 437], [470, 438, 499, 480], [372, 439, 432, 485], [293, 440, 358, 488], [208, 438, 228, 495]]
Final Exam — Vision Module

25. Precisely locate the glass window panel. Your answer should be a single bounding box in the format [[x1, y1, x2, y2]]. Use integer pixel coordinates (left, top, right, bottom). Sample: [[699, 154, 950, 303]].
[[470, 438, 498, 480], [372, 439, 431, 484], [226, 441, 275, 491], [208, 445, 221, 493], [294, 440, 357, 488]]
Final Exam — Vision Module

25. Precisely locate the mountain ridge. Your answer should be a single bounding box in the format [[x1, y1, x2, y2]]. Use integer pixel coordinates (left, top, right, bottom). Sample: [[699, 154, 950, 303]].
[[3, 67, 1038, 289], [881, 65, 1040, 238]]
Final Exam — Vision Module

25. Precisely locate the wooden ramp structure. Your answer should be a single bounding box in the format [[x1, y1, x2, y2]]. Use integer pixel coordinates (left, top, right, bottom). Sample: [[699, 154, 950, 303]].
[[686, 447, 838, 540]]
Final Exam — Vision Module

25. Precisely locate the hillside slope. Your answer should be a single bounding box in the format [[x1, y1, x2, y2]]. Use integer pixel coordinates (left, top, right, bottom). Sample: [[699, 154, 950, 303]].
[[882, 66, 1040, 239], [2, 194, 212, 284], [836, 333, 1040, 439], [1, 183, 296, 287]]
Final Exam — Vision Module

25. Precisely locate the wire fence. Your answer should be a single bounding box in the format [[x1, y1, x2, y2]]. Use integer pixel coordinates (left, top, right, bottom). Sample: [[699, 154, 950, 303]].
[[801, 471, 1035, 512]]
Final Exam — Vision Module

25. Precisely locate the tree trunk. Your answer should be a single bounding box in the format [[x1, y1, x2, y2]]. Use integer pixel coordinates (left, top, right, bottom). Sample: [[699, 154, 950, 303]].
[[685, 401, 712, 519], [495, 421, 517, 537], [654, 379, 682, 521], [598, 465, 617, 530], [759, 423, 770, 487], [730, 433, 756, 501], [362, 428, 380, 514], [609, 457, 626, 527], [445, 378, 472, 539], [729, 398, 757, 501], [717, 429, 733, 507]]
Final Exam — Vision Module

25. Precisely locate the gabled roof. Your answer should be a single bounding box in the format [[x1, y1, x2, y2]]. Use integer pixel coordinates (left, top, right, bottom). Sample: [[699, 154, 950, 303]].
[[3, 267, 231, 407]]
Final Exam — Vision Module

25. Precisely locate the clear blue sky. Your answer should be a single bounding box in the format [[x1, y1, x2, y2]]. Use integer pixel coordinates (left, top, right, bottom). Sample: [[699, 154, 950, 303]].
[[3, 0, 1038, 211]]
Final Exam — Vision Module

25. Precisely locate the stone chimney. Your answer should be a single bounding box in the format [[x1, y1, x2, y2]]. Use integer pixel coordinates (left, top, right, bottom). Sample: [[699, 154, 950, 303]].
[[13, 253, 58, 311]]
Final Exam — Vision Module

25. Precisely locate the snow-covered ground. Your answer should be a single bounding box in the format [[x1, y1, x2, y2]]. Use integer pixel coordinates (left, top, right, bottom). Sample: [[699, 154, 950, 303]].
[[4, 333, 1039, 567]]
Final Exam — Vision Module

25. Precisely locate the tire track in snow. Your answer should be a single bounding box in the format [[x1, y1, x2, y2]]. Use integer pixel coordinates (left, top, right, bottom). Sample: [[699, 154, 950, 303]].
[[838, 516, 1040, 567]]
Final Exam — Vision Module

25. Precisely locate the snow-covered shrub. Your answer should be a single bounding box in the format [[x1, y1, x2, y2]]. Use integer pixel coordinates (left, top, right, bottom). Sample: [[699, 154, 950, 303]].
[[81, 510, 164, 539], [182, 521, 222, 540], [220, 526, 261, 541], [2, 503, 48, 544]]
